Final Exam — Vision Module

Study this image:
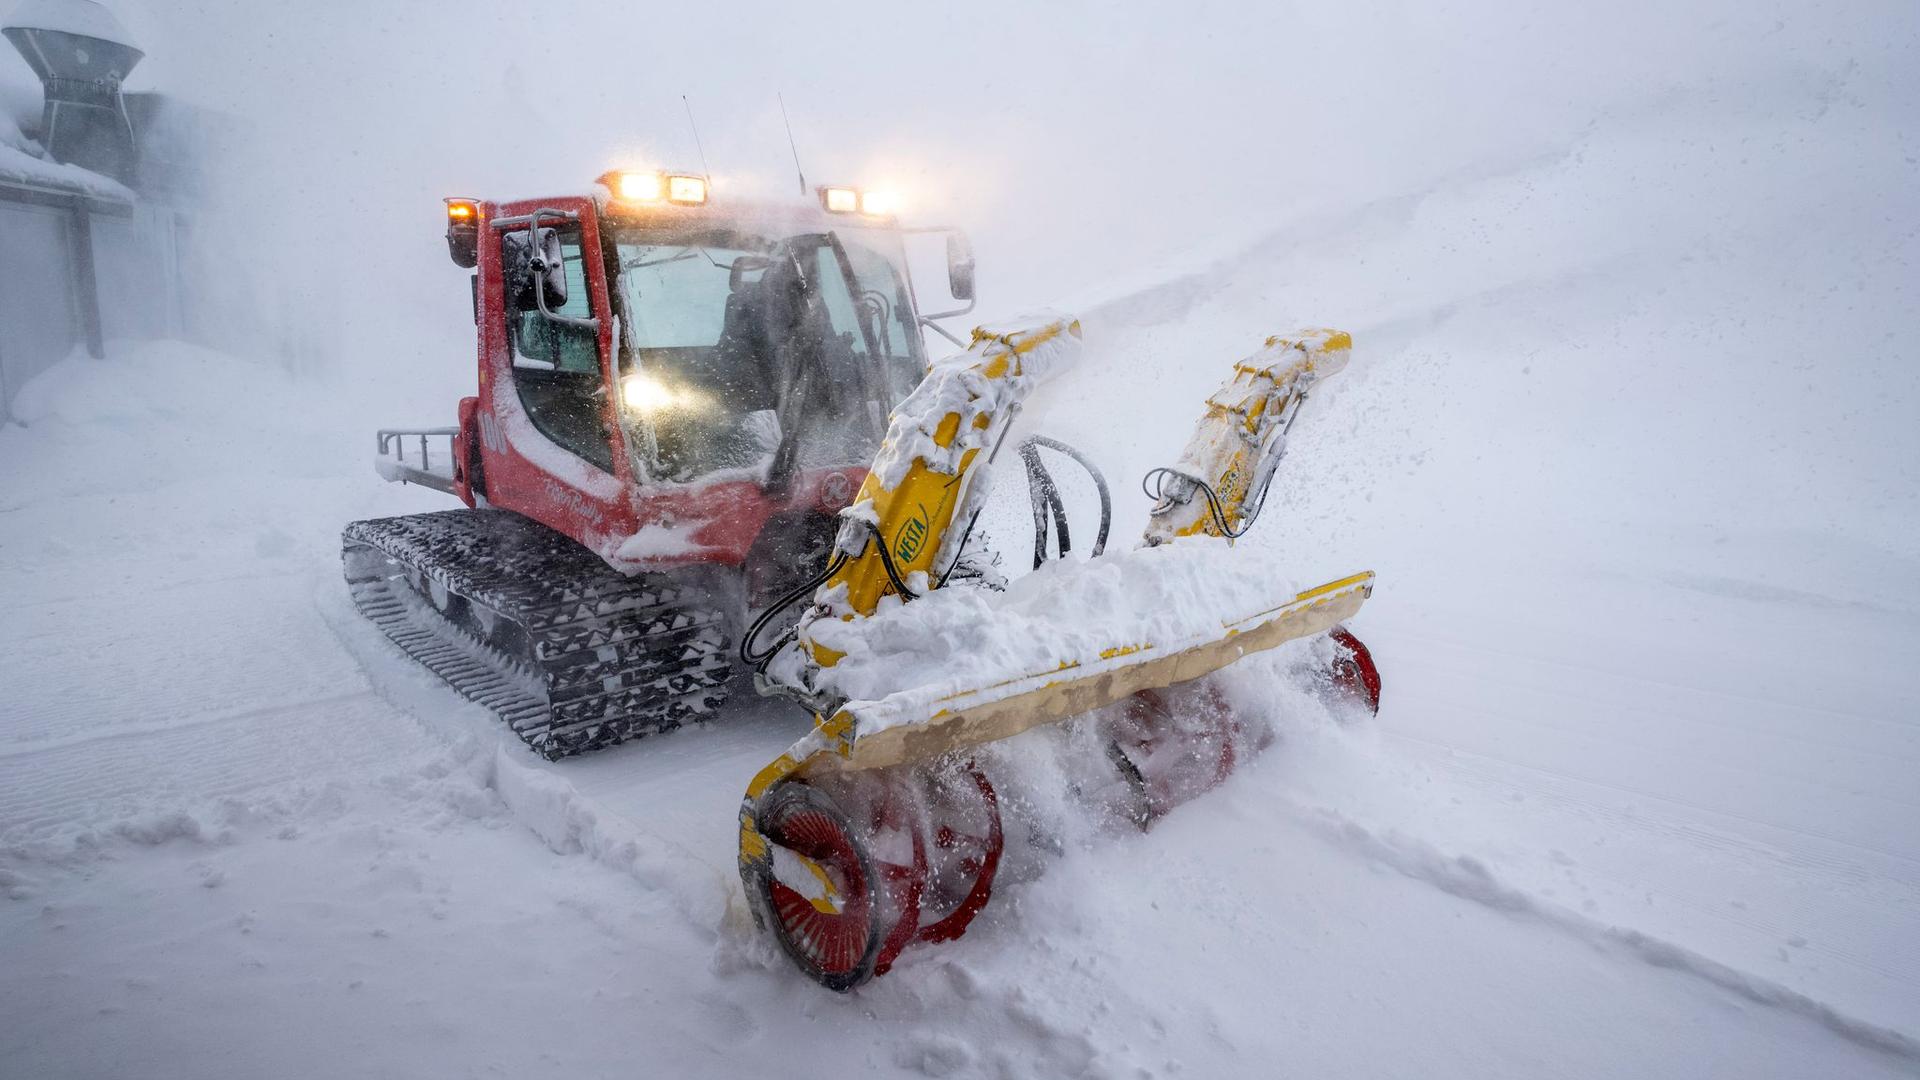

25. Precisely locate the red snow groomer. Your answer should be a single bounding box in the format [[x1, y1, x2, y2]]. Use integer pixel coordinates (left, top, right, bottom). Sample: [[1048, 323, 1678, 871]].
[[343, 170, 1381, 989]]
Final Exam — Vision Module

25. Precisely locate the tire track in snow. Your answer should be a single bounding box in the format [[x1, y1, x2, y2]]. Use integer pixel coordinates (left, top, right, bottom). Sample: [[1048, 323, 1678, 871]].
[[0, 690, 414, 842], [0, 690, 378, 759], [1388, 727, 1920, 882], [1391, 737, 1920, 998], [4, 572, 378, 749], [1287, 797, 1920, 1066]]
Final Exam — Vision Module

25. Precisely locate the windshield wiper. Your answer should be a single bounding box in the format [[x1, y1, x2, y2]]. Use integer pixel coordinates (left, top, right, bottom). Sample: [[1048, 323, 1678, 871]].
[[622, 246, 733, 271]]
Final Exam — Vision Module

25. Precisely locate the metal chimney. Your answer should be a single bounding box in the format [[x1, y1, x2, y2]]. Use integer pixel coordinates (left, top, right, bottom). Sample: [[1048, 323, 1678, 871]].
[[3, 0, 142, 184]]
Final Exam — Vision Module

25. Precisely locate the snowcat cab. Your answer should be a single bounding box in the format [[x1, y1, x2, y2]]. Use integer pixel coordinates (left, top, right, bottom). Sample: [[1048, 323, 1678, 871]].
[[452, 173, 974, 584]]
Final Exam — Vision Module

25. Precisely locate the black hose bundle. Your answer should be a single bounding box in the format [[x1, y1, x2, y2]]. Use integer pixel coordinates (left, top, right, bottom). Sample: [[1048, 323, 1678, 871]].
[[737, 516, 929, 671], [1140, 465, 1275, 540], [1021, 435, 1110, 570], [739, 549, 849, 667]]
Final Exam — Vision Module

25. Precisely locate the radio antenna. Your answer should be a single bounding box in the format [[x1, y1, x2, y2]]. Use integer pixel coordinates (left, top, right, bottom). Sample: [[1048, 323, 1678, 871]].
[[681, 94, 713, 184], [777, 93, 807, 196]]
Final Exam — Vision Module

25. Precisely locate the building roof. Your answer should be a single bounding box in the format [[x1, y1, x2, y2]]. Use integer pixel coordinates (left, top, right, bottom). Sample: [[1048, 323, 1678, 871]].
[[2, 0, 137, 49]]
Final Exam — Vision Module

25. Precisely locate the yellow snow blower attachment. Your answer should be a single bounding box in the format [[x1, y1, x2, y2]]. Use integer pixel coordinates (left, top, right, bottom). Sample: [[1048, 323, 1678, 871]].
[[735, 316, 1378, 989]]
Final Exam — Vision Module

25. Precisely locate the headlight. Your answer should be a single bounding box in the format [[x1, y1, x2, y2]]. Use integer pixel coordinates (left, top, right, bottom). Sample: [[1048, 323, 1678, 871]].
[[820, 186, 859, 214], [620, 372, 708, 415], [621, 372, 677, 413], [857, 190, 896, 216]]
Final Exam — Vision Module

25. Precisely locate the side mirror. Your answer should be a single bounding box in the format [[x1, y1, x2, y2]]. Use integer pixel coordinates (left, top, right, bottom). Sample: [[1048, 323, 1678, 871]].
[[502, 227, 569, 313], [946, 231, 976, 301]]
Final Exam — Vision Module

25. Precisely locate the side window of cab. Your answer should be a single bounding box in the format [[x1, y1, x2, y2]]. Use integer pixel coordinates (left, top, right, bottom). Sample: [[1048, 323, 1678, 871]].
[[505, 230, 614, 473]]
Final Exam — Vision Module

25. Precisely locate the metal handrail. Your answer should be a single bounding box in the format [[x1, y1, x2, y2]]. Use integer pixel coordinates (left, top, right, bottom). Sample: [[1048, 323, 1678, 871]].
[[376, 427, 459, 471]]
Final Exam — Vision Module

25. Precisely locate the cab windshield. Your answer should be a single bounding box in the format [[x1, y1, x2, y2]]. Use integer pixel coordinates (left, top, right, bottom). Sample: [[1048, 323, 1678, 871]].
[[611, 226, 924, 481]]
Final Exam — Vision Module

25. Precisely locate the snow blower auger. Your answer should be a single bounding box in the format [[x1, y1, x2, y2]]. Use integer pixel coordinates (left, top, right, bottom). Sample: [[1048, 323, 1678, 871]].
[[736, 318, 1383, 989]]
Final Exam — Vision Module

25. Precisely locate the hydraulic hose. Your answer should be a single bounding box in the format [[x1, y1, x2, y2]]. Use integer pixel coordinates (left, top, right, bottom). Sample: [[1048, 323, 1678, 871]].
[[1020, 435, 1111, 569], [739, 549, 850, 667], [1141, 466, 1277, 540]]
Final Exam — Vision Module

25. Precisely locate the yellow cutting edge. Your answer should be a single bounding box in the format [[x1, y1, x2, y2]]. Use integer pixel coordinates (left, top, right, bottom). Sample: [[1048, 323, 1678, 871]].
[[831, 569, 1371, 772]]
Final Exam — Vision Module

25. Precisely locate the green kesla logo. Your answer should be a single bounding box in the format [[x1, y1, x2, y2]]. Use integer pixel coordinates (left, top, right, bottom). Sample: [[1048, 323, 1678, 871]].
[[894, 506, 932, 563]]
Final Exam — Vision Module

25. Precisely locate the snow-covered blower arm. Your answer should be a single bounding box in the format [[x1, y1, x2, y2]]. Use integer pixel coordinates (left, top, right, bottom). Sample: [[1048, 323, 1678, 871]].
[[801, 315, 1084, 667], [1143, 329, 1350, 544]]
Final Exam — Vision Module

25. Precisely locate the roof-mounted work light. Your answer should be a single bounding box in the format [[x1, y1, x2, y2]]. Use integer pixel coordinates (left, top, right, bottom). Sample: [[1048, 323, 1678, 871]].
[[601, 170, 708, 206], [819, 185, 897, 218], [820, 186, 860, 214]]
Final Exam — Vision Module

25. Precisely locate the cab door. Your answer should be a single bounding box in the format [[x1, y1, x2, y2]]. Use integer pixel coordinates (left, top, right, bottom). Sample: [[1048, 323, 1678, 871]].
[[471, 196, 640, 558]]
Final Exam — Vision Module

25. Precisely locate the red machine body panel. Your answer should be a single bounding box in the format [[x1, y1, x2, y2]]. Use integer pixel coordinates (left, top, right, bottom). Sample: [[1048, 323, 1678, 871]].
[[451, 394, 481, 507], [463, 194, 869, 576]]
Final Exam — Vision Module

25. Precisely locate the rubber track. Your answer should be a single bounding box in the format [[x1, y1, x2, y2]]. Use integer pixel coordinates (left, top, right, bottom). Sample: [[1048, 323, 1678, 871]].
[[342, 509, 733, 759]]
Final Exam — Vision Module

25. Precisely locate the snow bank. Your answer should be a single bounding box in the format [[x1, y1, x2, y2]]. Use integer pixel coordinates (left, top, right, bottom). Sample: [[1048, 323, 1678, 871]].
[[0, 339, 358, 506], [6, 339, 275, 429]]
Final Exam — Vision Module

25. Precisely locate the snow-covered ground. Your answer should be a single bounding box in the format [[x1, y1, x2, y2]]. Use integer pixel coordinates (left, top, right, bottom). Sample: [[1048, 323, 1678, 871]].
[[5, 2, 1918, 1077]]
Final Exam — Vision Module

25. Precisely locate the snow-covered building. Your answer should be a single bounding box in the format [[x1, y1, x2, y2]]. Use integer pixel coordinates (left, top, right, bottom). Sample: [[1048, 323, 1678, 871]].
[[0, 0, 222, 420]]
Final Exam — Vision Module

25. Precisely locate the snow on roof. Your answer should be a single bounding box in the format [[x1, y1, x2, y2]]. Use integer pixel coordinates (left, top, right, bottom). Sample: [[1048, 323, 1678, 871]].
[[0, 137, 132, 200], [2, 0, 136, 48]]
